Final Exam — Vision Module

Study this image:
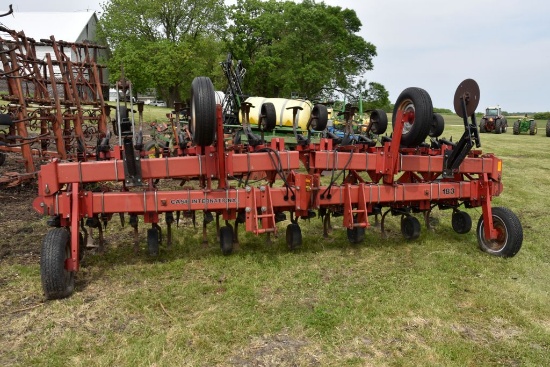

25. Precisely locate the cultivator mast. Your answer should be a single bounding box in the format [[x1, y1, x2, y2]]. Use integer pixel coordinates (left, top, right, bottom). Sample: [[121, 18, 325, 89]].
[[0, 19, 108, 186], [32, 77, 523, 300], [220, 53, 246, 125]]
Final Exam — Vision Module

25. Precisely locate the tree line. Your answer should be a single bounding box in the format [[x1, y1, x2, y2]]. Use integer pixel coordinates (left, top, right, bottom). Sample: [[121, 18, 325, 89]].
[[98, 0, 390, 110]]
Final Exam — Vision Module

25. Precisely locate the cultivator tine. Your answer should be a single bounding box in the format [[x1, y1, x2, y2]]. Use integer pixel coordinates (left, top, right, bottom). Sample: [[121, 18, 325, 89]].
[[165, 212, 174, 249], [322, 212, 332, 238], [119, 213, 125, 228], [129, 214, 139, 253], [97, 224, 105, 253]]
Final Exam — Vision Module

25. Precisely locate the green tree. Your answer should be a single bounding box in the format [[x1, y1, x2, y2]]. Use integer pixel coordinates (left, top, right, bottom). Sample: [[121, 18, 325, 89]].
[[99, 0, 227, 106], [361, 82, 391, 112], [226, 0, 378, 101]]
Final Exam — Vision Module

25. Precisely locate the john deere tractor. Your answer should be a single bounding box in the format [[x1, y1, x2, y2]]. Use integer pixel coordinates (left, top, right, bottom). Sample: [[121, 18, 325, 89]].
[[479, 105, 508, 134], [513, 116, 537, 135]]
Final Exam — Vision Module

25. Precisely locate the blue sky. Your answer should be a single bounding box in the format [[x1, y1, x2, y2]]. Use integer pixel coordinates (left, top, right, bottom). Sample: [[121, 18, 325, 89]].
[[9, 0, 550, 112]]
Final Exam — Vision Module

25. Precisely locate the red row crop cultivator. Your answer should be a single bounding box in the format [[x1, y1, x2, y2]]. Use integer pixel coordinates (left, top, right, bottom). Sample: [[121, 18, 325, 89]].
[[0, 18, 109, 187], [33, 77, 523, 299]]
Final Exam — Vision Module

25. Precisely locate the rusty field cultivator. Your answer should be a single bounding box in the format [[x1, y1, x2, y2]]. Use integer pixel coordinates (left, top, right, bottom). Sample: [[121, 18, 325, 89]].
[[0, 22, 108, 186], [32, 77, 523, 299]]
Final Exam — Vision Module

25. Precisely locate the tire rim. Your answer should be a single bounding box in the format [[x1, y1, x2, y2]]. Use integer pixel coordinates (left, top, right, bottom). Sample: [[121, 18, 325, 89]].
[[479, 215, 508, 253], [397, 100, 416, 136]]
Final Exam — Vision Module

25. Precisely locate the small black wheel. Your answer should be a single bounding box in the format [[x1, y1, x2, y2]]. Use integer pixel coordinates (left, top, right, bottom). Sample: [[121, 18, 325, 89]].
[[116, 106, 129, 120], [476, 207, 523, 257], [494, 119, 502, 134], [260, 103, 277, 132], [40, 228, 75, 300], [220, 225, 234, 256], [529, 120, 537, 135], [143, 140, 167, 158], [512, 120, 520, 135], [392, 87, 433, 147], [346, 226, 366, 244], [452, 210, 472, 234], [479, 119, 487, 133], [0, 152, 6, 166], [369, 109, 388, 135], [401, 215, 421, 240], [147, 227, 160, 256], [546, 120, 550, 137], [286, 223, 302, 250], [190, 76, 216, 146], [310, 104, 328, 131], [429, 113, 445, 138]]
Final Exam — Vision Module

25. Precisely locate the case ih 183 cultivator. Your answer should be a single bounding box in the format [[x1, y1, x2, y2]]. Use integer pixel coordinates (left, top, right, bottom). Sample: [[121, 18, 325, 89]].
[[33, 78, 523, 299]]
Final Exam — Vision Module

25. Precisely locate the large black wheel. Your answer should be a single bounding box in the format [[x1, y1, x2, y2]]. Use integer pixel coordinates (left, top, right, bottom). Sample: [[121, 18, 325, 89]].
[[512, 120, 520, 135], [529, 120, 537, 135], [143, 140, 167, 159], [286, 223, 302, 250], [479, 119, 487, 133], [392, 87, 433, 147], [347, 226, 366, 244], [429, 113, 445, 138], [0, 152, 6, 166], [190, 76, 216, 146], [40, 228, 75, 300], [260, 103, 277, 132], [310, 104, 328, 131], [476, 207, 523, 257], [546, 120, 550, 137], [401, 215, 421, 240], [452, 210, 472, 234], [220, 225, 234, 256], [369, 109, 388, 135], [494, 119, 502, 134], [502, 118, 508, 133]]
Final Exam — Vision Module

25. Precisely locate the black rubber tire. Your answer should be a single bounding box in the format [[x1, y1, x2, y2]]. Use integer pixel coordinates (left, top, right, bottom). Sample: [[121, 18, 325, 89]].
[[147, 227, 160, 256], [260, 103, 277, 132], [346, 226, 366, 244], [369, 109, 388, 135], [190, 76, 216, 146], [479, 119, 487, 133], [452, 210, 472, 234], [429, 113, 445, 138], [401, 215, 421, 240], [0, 152, 6, 166], [286, 223, 302, 250], [310, 104, 329, 131], [546, 120, 550, 137], [40, 228, 75, 300], [220, 225, 234, 256], [512, 120, 520, 135], [502, 118, 508, 133], [476, 207, 523, 257], [494, 119, 502, 134], [143, 140, 167, 158], [529, 120, 537, 135], [392, 87, 433, 147]]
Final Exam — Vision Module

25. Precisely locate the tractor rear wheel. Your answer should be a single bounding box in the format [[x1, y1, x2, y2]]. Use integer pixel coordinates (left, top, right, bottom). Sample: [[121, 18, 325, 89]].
[[476, 207, 523, 257], [40, 228, 75, 300], [529, 120, 537, 135], [479, 119, 487, 133], [546, 120, 550, 137], [512, 120, 520, 135], [494, 119, 502, 134], [369, 109, 388, 135], [190, 77, 216, 146], [392, 87, 433, 147]]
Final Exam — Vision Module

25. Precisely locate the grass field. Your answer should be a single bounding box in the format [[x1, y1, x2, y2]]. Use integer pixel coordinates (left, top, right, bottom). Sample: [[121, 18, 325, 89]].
[[1, 113, 549, 366]]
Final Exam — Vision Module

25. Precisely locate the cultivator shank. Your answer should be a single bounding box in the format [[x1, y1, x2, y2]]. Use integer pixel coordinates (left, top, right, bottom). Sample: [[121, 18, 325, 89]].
[[33, 77, 523, 299]]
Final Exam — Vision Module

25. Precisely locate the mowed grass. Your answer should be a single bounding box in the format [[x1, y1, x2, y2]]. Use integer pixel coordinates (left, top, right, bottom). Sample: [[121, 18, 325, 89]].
[[1, 113, 549, 366]]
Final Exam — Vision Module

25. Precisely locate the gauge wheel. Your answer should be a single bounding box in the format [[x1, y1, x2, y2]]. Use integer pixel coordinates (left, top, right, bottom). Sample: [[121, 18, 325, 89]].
[[477, 207, 523, 257]]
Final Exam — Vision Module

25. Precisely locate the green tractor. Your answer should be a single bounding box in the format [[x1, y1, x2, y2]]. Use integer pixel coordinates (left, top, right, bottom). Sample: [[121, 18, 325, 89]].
[[512, 116, 537, 135]]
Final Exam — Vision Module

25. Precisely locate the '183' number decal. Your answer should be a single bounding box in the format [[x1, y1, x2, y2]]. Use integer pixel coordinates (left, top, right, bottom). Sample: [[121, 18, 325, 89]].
[[442, 188, 455, 195]]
